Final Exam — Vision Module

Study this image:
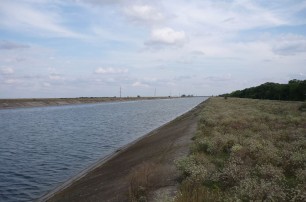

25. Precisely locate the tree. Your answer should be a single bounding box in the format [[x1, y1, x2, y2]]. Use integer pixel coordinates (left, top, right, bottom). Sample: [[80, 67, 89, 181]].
[[224, 79, 306, 101]]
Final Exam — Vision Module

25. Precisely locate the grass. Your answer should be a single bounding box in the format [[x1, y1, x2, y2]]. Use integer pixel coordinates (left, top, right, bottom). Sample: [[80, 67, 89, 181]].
[[175, 97, 306, 201], [128, 161, 167, 202], [128, 162, 155, 202]]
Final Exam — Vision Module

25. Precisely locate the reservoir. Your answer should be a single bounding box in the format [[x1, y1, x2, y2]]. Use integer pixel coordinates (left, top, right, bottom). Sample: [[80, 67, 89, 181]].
[[0, 97, 206, 201]]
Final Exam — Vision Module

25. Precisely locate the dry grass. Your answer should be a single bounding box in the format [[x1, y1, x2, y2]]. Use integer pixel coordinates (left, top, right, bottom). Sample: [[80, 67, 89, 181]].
[[175, 180, 221, 202], [128, 162, 166, 202], [175, 97, 306, 201]]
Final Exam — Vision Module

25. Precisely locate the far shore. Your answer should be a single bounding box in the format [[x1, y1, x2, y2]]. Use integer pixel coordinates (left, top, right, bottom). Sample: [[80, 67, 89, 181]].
[[0, 96, 188, 110]]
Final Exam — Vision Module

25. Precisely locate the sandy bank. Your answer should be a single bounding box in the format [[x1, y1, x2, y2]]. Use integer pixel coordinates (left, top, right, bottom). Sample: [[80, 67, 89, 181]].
[[0, 97, 177, 110], [40, 100, 207, 202]]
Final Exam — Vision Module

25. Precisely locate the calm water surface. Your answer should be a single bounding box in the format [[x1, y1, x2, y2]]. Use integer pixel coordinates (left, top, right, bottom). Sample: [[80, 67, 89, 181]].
[[0, 97, 206, 201]]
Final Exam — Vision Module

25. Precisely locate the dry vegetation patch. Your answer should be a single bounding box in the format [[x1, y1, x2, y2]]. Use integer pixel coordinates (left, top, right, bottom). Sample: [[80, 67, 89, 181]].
[[175, 97, 306, 201], [128, 162, 166, 201]]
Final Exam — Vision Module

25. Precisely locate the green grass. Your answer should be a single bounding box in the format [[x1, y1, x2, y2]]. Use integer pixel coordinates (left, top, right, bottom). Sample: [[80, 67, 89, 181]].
[[175, 97, 306, 201]]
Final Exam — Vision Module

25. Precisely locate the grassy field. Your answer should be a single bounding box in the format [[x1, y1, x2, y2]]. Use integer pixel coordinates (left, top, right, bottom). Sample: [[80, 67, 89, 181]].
[[175, 97, 306, 201]]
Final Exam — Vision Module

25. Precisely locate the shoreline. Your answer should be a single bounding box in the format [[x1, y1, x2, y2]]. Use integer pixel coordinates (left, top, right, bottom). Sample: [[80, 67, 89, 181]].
[[40, 99, 207, 201], [0, 97, 183, 110], [38, 111, 183, 201]]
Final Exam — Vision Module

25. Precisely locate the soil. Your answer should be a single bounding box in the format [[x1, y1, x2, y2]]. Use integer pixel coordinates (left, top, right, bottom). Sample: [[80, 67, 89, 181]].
[[40, 101, 206, 202]]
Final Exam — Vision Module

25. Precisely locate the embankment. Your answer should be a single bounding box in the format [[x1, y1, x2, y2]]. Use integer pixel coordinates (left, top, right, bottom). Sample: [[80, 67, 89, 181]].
[[40, 100, 207, 202], [0, 97, 176, 110]]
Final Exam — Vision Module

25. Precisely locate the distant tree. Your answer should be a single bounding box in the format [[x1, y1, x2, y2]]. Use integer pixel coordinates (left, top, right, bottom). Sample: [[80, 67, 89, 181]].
[[225, 79, 306, 101]]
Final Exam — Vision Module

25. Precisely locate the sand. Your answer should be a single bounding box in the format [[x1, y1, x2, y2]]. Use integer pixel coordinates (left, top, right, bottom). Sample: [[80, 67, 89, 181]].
[[39, 100, 206, 202]]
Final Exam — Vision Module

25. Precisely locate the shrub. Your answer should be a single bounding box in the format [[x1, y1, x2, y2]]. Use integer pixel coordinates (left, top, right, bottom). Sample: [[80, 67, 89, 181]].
[[255, 164, 285, 183], [216, 156, 251, 189], [298, 102, 306, 111], [289, 185, 306, 201], [230, 144, 243, 153], [175, 97, 306, 201], [281, 150, 306, 176], [295, 169, 306, 183], [232, 178, 286, 201], [175, 156, 208, 182]]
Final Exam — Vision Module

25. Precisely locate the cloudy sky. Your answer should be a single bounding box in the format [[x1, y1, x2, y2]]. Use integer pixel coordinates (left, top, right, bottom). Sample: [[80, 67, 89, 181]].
[[0, 0, 306, 98]]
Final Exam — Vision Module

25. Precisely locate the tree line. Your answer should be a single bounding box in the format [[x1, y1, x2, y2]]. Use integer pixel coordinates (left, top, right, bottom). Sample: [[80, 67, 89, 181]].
[[221, 79, 306, 101]]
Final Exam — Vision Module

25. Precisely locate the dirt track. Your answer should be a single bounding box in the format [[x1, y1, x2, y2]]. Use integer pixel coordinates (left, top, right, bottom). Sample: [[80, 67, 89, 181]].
[[41, 101, 206, 202]]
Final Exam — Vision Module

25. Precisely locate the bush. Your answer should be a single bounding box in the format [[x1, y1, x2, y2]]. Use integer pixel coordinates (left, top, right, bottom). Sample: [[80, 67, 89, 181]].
[[175, 156, 208, 182], [232, 178, 286, 201], [298, 102, 306, 111], [175, 97, 306, 201]]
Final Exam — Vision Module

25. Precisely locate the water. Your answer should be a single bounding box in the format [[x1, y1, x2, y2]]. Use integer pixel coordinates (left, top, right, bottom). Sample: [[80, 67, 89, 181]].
[[0, 97, 206, 201]]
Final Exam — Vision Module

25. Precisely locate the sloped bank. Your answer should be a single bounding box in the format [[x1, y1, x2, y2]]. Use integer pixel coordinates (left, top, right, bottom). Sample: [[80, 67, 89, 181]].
[[0, 97, 176, 110], [40, 100, 208, 202]]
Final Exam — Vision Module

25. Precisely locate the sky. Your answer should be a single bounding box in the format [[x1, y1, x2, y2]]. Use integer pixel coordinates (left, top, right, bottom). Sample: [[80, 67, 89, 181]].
[[0, 0, 306, 98]]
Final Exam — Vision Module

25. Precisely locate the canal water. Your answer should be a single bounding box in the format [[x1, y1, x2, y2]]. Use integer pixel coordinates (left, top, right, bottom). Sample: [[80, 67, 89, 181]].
[[0, 97, 206, 201]]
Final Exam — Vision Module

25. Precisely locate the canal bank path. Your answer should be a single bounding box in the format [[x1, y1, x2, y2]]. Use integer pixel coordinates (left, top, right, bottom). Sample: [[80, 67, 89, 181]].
[[40, 100, 206, 202]]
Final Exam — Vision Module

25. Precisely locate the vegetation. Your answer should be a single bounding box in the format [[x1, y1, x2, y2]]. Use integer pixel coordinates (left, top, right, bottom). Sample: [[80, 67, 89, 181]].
[[128, 162, 158, 202], [222, 79, 306, 101], [181, 95, 194, 97], [175, 97, 306, 201]]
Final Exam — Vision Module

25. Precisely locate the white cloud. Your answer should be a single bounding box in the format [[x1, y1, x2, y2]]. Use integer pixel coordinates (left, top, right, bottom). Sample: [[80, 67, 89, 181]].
[[124, 4, 164, 23], [0, 0, 305, 98], [4, 79, 19, 84], [75, 0, 124, 6], [132, 81, 149, 88], [165, 0, 287, 33], [146, 27, 186, 46], [205, 74, 233, 82], [1, 67, 14, 75], [0, 41, 30, 50], [43, 82, 51, 87], [0, 1, 81, 38], [94, 67, 128, 74], [49, 74, 64, 80], [272, 34, 306, 56], [190, 50, 205, 56]]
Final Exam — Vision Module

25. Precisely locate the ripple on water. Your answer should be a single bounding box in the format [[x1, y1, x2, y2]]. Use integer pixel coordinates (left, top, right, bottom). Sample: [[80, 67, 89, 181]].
[[0, 97, 206, 202]]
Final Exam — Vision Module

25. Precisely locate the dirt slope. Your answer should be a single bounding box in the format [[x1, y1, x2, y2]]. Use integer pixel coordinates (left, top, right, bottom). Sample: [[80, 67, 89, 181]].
[[42, 101, 206, 202]]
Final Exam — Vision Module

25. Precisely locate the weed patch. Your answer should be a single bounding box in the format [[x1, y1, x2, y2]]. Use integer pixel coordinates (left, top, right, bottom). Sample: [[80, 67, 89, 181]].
[[175, 97, 306, 201]]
